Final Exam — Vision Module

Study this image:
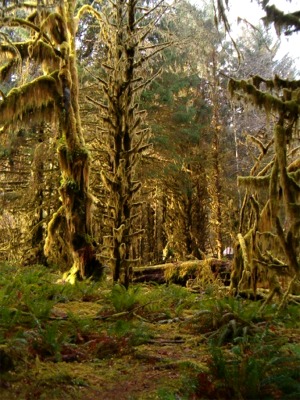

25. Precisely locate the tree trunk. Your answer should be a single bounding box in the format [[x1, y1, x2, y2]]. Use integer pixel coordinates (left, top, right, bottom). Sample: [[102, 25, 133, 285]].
[[30, 125, 47, 265], [45, 1, 101, 282], [209, 49, 223, 259]]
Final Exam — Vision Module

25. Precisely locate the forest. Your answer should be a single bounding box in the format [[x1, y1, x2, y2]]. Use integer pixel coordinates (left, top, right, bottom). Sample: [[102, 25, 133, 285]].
[[0, 0, 299, 398]]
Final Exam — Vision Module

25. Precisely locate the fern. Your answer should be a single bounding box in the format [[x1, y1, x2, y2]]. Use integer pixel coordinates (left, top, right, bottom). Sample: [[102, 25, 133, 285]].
[[109, 284, 141, 312]]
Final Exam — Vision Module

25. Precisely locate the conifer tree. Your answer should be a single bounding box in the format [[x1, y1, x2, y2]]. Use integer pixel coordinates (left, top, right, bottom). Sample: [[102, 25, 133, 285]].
[[80, 0, 173, 287], [138, 1, 233, 261]]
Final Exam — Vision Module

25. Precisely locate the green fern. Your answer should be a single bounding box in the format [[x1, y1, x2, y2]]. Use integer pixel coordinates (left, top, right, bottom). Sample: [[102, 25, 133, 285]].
[[108, 319, 153, 346], [109, 284, 141, 312], [208, 331, 300, 399]]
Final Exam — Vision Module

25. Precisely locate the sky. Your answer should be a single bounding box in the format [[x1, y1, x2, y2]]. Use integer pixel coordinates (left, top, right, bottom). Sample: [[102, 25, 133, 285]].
[[189, 0, 300, 70], [227, 0, 300, 65]]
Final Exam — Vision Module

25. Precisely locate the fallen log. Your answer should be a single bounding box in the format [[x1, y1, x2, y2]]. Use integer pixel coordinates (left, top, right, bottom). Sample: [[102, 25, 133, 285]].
[[133, 258, 231, 286]]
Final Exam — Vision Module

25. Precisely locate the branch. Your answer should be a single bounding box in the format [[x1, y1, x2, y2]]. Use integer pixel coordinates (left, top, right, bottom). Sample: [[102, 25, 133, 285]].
[[228, 78, 299, 119], [263, 5, 300, 36], [0, 74, 59, 126], [76, 4, 104, 25], [1, 17, 53, 46]]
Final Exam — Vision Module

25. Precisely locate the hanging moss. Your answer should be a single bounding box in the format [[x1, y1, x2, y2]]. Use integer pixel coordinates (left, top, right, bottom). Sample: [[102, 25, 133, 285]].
[[58, 66, 72, 88], [228, 78, 299, 119], [38, 12, 68, 45], [5, 39, 60, 67], [0, 59, 17, 81], [0, 75, 58, 124], [238, 175, 270, 189], [229, 11, 300, 296], [44, 206, 65, 257], [263, 5, 300, 36]]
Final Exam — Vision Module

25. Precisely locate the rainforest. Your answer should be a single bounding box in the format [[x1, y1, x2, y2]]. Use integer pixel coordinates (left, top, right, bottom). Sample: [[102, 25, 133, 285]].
[[0, 1, 299, 399]]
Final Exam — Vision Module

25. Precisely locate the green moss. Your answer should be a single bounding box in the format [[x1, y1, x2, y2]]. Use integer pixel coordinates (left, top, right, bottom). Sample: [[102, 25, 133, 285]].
[[238, 175, 270, 189], [228, 77, 299, 117], [46, 206, 64, 238], [71, 146, 89, 161], [61, 177, 79, 192], [165, 261, 202, 284]]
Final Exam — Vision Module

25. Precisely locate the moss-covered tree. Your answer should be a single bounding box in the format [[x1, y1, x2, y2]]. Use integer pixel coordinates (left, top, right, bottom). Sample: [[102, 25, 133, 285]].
[[211, 0, 299, 301], [78, 0, 173, 287], [228, 77, 299, 300], [0, 0, 102, 281]]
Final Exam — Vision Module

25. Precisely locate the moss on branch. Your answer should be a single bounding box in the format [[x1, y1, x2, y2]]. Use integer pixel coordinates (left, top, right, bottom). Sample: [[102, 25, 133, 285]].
[[228, 78, 299, 119], [238, 175, 270, 189], [0, 75, 58, 126]]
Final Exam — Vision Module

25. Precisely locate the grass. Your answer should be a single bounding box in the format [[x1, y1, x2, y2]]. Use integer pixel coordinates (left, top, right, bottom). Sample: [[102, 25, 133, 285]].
[[0, 262, 299, 399]]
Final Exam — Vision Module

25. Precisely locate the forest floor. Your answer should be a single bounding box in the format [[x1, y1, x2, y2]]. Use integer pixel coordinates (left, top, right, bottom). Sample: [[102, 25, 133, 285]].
[[0, 263, 299, 400]]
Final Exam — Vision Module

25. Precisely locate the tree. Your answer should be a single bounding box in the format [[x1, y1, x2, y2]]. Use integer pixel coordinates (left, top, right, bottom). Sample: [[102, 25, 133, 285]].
[[226, 21, 296, 233], [140, 48, 212, 259], [78, 0, 173, 287], [224, 1, 300, 300], [0, 0, 102, 281], [138, 0, 236, 261]]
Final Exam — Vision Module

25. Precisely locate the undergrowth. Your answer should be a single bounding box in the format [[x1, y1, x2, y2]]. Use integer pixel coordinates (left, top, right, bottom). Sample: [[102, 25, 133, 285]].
[[0, 262, 299, 399]]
